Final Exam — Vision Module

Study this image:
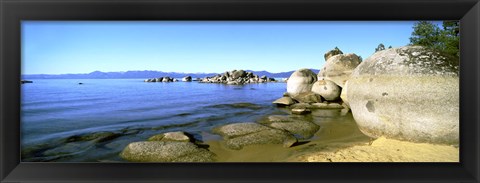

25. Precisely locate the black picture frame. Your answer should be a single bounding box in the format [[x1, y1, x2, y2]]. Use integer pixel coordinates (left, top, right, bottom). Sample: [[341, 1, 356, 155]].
[[1, 0, 479, 182]]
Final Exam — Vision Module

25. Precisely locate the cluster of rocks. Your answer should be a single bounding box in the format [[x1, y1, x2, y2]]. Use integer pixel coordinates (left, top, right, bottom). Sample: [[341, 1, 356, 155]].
[[274, 65, 353, 115], [121, 116, 322, 162], [274, 46, 459, 146], [199, 70, 275, 85], [120, 131, 216, 162], [144, 77, 178, 82], [122, 45, 459, 162], [211, 117, 320, 150]]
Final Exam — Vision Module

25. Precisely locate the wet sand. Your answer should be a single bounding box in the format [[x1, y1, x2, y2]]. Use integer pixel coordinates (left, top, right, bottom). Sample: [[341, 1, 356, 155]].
[[205, 110, 459, 162]]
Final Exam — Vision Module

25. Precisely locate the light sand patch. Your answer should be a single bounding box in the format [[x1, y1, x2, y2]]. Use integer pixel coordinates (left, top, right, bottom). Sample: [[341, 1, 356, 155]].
[[293, 137, 459, 162]]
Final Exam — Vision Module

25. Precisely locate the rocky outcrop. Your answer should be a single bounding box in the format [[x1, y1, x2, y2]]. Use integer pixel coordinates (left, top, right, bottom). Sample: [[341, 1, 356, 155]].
[[262, 115, 320, 139], [144, 77, 177, 82], [182, 76, 192, 82], [121, 131, 215, 162], [212, 122, 297, 150], [286, 69, 317, 97], [318, 53, 361, 87], [199, 70, 276, 85], [272, 97, 296, 106], [21, 80, 33, 84], [148, 131, 191, 142], [347, 46, 459, 145], [120, 141, 215, 162], [311, 79, 341, 101], [324, 47, 343, 61]]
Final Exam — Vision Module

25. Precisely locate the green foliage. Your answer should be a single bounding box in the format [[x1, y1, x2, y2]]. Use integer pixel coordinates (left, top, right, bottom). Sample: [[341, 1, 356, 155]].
[[409, 21, 459, 57], [375, 43, 385, 52]]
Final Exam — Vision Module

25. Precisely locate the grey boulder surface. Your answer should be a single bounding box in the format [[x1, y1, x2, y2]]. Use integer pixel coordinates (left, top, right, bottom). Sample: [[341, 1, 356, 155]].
[[262, 115, 320, 139], [318, 53, 361, 87], [120, 141, 216, 162], [286, 68, 318, 97], [272, 96, 296, 106], [212, 122, 297, 150], [311, 79, 341, 101], [347, 46, 459, 145], [148, 131, 191, 142]]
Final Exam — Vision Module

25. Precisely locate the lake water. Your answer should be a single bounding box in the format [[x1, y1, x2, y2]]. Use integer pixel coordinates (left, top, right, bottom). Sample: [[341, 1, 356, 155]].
[[21, 79, 294, 161]]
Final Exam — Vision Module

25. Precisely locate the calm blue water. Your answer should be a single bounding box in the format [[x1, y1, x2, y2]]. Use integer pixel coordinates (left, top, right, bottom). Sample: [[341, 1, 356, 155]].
[[21, 79, 288, 161]]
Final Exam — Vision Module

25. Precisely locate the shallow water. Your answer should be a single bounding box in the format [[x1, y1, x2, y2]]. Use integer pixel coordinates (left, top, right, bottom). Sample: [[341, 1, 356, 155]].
[[21, 79, 369, 162], [207, 111, 371, 162]]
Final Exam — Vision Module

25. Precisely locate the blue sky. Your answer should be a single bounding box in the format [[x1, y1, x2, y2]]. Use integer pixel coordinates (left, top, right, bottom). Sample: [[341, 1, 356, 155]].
[[22, 21, 438, 75]]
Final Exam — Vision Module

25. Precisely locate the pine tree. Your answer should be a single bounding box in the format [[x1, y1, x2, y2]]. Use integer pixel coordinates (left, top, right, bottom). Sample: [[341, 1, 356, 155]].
[[409, 21, 459, 57], [375, 43, 385, 52]]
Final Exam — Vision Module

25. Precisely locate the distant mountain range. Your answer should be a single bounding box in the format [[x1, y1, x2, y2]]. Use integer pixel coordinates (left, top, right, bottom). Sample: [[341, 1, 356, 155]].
[[22, 69, 320, 79]]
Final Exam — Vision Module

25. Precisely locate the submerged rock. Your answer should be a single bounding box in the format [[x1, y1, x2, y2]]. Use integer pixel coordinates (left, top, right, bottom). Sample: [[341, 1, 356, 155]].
[[286, 68, 318, 97], [348, 46, 459, 145], [212, 122, 297, 150], [66, 131, 121, 143], [272, 96, 296, 106], [291, 108, 311, 115], [120, 141, 215, 162], [263, 115, 320, 139]]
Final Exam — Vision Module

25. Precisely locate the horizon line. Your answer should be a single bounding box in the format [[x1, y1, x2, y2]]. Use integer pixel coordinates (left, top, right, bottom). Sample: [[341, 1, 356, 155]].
[[22, 68, 320, 76]]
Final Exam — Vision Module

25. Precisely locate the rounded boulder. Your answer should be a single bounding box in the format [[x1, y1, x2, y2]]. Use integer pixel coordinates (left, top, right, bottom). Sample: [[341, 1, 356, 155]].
[[286, 69, 318, 97], [311, 79, 341, 101], [347, 46, 459, 145], [318, 53, 361, 87]]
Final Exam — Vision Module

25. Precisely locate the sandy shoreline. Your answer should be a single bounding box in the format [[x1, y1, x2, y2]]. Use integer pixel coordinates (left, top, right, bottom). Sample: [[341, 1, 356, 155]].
[[292, 137, 459, 162], [205, 111, 459, 162]]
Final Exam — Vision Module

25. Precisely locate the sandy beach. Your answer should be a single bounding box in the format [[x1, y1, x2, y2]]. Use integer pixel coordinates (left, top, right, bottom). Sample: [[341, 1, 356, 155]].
[[292, 137, 459, 162]]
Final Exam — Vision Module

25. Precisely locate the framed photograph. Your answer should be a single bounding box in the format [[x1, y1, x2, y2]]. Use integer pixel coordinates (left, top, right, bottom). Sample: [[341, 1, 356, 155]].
[[1, 0, 479, 182]]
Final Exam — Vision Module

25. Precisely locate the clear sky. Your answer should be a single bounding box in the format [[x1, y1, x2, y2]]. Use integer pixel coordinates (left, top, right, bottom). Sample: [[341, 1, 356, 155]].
[[22, 21, 438, 75]]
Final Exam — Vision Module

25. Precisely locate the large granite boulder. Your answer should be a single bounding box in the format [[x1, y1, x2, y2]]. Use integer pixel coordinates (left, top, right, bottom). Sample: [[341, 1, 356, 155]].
[[120, 141, 216, 162], [318, 53, 361, 87], [212, 122, 297, 150], [324, 47, 343, 61], [340, 80, 349, 106], [286, 69, 318, 97], [347, 46, 459, 145], [311, 79, 341, 101]]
